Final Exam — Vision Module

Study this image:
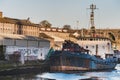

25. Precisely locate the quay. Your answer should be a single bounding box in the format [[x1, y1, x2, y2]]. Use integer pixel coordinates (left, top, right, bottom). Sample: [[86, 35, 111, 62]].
[[0, 60, 50, 76]]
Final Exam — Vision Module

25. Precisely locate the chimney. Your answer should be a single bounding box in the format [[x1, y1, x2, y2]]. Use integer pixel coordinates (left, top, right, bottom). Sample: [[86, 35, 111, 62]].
[[0, 12, 3, 18]]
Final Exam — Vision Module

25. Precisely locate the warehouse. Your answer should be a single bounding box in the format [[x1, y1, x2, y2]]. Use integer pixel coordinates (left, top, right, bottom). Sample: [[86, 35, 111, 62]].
[[0, 33, 50, 64]]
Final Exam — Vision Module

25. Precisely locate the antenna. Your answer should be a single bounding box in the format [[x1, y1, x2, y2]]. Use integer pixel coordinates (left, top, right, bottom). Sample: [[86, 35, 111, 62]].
[[88, 4, 98, 36], [76, 20, 79, 29], [89, 4, 97, 28]]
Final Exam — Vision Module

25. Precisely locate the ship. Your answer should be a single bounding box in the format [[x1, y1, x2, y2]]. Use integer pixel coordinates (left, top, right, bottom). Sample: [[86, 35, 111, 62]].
[[49, 39, 118, 71], [48, 4, 118, 71]]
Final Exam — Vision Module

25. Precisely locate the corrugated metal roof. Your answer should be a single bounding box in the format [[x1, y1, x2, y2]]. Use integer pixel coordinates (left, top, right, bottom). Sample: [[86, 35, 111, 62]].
[[0, 33, 26, 39], [0, 33, 49, 42], [0, 17, 38, 26], [51, 35, 64, 42], [39, 33, 54, 39]]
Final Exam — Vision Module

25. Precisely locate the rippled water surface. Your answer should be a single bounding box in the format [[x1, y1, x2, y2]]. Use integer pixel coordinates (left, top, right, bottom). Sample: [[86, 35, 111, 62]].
[[0, 65, 120, 80]]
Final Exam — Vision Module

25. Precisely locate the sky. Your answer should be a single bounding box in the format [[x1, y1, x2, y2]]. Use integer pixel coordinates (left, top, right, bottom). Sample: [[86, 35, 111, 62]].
[[0, 0, 120, 29]]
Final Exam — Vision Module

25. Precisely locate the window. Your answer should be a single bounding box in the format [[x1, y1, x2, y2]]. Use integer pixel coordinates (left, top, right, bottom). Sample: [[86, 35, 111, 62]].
[[90, 38, 93, 41], [41, 53, 42, 56], [102, 46, 105, 49], [86, 46, 88, 48]]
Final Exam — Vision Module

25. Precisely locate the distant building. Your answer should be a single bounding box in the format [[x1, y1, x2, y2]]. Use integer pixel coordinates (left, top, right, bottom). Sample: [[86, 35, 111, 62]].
[[0, 11, 39, 37], [0, 11, 120, 50]]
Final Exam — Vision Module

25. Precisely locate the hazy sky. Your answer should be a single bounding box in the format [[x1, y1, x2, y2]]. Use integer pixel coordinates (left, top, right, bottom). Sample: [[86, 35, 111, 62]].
[[0, 0, 120, 29]]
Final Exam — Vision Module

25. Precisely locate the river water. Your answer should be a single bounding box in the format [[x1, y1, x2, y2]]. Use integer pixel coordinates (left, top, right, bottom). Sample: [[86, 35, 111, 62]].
[[0, 64, 120, 80]]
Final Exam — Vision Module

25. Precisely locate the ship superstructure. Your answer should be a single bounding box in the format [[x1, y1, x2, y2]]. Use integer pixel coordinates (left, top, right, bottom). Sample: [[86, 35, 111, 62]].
[[77, 4, 114, 59]]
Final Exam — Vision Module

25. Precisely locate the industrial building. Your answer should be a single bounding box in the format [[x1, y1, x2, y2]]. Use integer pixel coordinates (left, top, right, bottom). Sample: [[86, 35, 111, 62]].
[[0, 33, 50, 64]]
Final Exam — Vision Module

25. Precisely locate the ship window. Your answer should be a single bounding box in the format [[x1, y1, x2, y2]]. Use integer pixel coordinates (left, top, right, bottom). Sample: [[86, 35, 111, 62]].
[[107, 43, 110, 45], [90, 38, 93, 41], [103, 46, 105, 49], [86, 46, 88, 48], [41, 53, 42, 56]]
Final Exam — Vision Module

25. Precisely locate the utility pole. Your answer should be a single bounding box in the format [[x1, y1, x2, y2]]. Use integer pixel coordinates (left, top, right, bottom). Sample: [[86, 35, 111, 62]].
[[76, 20, 79, 29]]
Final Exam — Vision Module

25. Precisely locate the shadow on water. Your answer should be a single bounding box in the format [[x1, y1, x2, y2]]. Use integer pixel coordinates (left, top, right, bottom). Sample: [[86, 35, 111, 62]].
[[0, 64, 120, 80]]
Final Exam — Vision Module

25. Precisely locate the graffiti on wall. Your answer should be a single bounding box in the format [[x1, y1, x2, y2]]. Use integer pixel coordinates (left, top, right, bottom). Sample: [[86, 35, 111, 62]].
[[5, 46, 49, 60], [6, 46, 39, 56], [18, 48, 39, 56]]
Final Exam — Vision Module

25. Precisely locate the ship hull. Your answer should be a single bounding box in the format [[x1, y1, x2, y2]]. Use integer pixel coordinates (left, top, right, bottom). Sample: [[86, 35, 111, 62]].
[[49, 51, 117, 72]]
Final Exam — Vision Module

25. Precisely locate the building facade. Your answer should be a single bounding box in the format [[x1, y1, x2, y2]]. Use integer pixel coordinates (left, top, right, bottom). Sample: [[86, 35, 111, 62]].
[[0, 12, 39, 37]]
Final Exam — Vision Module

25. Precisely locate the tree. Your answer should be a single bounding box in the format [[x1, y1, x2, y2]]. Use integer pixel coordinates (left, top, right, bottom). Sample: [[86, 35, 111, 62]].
[[63, 25, 71, 30], [0, 45, 5, 60], [40, 20, 52, 28]]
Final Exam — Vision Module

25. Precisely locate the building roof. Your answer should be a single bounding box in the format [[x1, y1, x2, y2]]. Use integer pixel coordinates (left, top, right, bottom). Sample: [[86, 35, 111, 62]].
[[51, 35, 64, 42], [39, 33, 54, 39], [0, 17, 37, 26], [0, 33, 49, 42]]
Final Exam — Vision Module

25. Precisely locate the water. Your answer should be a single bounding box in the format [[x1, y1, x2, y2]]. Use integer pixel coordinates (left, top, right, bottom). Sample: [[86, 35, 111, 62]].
[[0, 65, 120, 80]]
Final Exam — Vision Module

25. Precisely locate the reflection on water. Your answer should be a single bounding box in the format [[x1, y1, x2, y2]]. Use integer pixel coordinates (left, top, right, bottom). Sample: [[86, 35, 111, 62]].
[[36, 69, 120, 80], [37, 72, 90, 80], [0, 64, 120, 80]]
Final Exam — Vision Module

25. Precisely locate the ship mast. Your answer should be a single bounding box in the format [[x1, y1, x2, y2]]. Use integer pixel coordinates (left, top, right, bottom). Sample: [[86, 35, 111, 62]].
[[89, 4, 97, 37]]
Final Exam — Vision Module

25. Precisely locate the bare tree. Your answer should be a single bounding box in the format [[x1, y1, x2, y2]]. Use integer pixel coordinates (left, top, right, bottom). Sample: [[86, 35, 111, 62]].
[[40, 20, 52, 28], [63, 25, 71, 30]]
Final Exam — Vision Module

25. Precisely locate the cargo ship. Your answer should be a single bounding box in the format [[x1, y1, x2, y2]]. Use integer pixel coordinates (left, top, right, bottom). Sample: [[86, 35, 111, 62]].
[[49, 40, 118, 71], [48, 4, 118, 72]]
